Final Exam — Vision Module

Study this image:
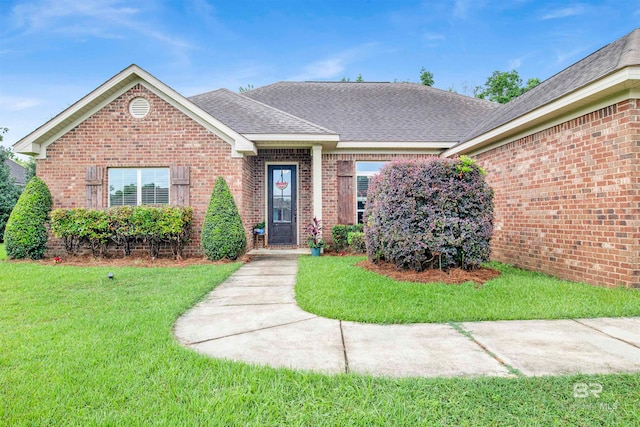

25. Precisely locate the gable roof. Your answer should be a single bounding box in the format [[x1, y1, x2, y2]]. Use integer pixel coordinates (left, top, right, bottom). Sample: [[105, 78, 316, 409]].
[[13, 29, 640, 160], [241, 82, 499, 143], [4, 158, 26, 186], [13, 64, 257, 157], [445, 27, 640, 156], [189, 89, 337, 136]]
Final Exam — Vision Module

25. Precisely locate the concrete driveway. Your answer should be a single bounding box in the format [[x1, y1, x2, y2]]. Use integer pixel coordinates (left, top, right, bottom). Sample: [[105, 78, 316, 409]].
[[173, 254, 640, 378]]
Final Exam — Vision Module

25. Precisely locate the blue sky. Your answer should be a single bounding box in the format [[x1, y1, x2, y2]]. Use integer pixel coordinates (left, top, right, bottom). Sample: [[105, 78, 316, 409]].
[[1, 0, 638, 151]]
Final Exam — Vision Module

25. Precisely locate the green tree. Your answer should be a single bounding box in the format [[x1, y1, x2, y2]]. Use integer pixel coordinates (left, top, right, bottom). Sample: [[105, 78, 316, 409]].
[[355, 73, 364, 82], [201, 176, 246, 260], [419, 67, 434, 86], [475, 70, 540, 104], [24, 158, 36, 182], [4, 176, 53, 259], [0, 146, 23, 241], [239, 84, 254, 93]]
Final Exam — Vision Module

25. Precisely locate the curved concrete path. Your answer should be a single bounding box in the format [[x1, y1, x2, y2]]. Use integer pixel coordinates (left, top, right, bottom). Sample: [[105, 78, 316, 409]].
[[174, 254, 640, 378]]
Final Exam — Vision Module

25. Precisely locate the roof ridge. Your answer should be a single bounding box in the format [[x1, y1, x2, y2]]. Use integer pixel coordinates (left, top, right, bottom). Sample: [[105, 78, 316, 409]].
[[616, 27, 640, 69]]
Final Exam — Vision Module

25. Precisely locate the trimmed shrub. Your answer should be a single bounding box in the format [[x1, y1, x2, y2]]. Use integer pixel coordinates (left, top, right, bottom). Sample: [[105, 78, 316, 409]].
[[331, 223, 364, 251], [4, 176, 52, 259], [130, 206, 164, 259], [153, 206, 193, 260], [347, 231, 366, 253], [50, 206, 193, 259], [201, 177, 246, 260], [108, 206, 136, 256], [365, 156, 493, 271], [50, 208, 83, 254], [81, 209, 110, 257]]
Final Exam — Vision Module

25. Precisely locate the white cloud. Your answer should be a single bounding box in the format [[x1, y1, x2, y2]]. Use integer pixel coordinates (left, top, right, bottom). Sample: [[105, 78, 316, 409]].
[[541, 5, 586, 20], [0, 96, 43, 112], [296, 58, 345, 80], [453, 0, 471, 18], [508, 58, 522, 69], [423, 32, 445, 41], [9, 0, 193, 51], [554, 47, 586, 65], [288, 44, 378, 81], [11, 0, 139, 33]]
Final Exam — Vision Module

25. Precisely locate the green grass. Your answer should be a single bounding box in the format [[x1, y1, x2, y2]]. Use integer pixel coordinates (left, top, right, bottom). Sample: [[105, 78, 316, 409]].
[[296, 256, 640, 324], [2, 262, 640, 425]]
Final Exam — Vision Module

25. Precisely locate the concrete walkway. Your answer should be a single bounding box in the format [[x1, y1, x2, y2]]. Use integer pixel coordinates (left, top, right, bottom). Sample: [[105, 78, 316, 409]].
[[173, 254, 640, 378]]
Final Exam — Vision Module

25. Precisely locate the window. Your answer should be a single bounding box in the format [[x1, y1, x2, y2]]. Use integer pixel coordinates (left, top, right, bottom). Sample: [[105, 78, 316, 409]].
[[356, 161, 388, 223], [109, 168, 169, 206]]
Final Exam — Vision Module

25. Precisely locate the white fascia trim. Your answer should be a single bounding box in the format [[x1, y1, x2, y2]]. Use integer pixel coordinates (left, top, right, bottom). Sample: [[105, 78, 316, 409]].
[[129, 68, 256, 156], [13, 65, 257, 157], [243, 133, 339, 142], [324, 148, 443, 155], [337, 141, 457, 149], [443, 66, 640, 158], [467, 89, 640, 158]]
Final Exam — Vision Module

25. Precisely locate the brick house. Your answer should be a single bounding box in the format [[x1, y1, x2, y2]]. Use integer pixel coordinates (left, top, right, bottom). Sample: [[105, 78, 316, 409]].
[[14, 28, 640, 287]]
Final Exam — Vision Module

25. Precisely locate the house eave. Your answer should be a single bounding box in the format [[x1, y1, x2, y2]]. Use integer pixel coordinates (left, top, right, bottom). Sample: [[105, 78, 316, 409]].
[[13, 64, 257, 158], [442, 66, 640, 158], [337, 140, 457, 150], [243, 133, 339, 142]]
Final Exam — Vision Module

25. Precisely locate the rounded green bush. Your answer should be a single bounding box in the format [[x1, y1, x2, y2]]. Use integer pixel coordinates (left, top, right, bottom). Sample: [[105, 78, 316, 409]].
[[4, 176, 53, 259], [365, 156, 493, 271], [201, 176, 246, 260]]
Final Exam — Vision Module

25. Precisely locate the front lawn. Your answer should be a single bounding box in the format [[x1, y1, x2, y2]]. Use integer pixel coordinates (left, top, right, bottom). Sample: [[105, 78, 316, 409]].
[[296, 256, 640, 324], [2, 262, 639, 425]]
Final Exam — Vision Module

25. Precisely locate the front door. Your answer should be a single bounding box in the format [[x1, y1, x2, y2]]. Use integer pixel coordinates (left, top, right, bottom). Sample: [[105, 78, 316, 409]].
[[268, 165, 297, 245]]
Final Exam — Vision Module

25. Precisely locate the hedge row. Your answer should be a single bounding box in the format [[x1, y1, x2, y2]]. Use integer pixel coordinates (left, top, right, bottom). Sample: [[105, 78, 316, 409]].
[[331, 224, 364, 251], [365, 157, 493, 271], [50, 206, 193, 259]]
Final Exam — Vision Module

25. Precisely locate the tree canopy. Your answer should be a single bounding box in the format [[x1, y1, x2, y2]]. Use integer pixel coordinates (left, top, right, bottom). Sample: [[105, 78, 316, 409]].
[[475, 70, 540, 104], [419, 67, 434, 86]]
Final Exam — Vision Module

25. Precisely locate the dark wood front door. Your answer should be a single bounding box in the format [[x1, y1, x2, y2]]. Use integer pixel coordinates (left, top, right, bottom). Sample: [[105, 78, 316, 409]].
[[268, 165, 297, 245]]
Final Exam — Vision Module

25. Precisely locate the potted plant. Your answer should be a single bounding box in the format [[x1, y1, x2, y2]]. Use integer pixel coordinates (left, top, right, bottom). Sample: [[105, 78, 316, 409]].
[[254, 221, 265, 235], [306, 217, 324, 256]]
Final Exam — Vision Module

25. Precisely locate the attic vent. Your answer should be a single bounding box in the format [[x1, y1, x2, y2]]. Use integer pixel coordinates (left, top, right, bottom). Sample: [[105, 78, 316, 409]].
[[129, 97, 150, 118]]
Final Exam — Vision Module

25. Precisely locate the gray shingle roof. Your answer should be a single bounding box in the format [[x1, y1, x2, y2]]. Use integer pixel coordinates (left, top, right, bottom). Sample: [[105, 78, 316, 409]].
[[189, 89, 336, 135], [462, 27, 640, 143], [5, 158, 26, 186], [242, 82, 498, 142]]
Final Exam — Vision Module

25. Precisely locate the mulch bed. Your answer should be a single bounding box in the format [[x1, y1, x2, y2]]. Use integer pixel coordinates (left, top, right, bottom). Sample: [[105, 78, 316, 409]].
[[9, 253, 252, 268], [356, 259, 501, 285]]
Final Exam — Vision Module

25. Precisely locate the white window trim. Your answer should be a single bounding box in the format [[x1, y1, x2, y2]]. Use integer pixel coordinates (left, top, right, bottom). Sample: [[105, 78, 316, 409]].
[[108, 167, 170, 207]]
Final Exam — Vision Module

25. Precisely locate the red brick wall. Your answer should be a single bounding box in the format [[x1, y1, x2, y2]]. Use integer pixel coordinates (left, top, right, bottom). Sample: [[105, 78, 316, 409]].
[[38, 84, 251, 257], [475, 99, 640, 288], [321, 153, 435, 243]]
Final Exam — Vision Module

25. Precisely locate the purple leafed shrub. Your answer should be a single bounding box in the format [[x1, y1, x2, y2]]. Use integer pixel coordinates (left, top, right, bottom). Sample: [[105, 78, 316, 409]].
[[364, 156, 493, 271]]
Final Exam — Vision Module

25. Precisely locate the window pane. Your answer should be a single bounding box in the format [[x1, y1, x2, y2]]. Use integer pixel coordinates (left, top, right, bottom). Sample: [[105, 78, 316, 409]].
[[109, 169, 137, 206], [357, 176, 370, 198], [356, 162, 388, 224], [141, 168, 169, 205], [272, 168, 292, 223], [356, 162, 387, 173]]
